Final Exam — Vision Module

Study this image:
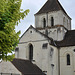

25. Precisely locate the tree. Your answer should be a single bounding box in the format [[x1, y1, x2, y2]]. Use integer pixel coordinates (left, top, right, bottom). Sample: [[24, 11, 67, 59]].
[[0, 0, 29, 61]]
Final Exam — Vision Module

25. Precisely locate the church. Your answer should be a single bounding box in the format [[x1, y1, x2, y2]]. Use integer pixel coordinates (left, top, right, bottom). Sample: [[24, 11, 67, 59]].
[[0, 0, 75, 75]]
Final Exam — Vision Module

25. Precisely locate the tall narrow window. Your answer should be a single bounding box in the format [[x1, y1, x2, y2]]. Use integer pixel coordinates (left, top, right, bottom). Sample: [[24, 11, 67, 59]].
[[43, 18, 46, 28], [51, 17, 54, 26], [67, 20, 68, 28], [63, 17, 65, 25], [67, 54, 70, 65], [29, 44, 33, 61]]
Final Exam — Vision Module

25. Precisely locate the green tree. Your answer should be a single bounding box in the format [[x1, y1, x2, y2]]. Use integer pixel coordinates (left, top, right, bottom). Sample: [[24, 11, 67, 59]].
[[0, 0, 29, 61]]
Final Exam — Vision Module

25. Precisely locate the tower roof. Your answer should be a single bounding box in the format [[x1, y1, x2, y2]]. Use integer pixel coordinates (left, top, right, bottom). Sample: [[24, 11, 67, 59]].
[[35, 0, 70, 18]]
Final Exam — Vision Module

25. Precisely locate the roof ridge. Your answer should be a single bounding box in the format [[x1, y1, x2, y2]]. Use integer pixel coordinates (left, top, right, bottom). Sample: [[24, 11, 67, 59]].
[[35, 0, 48, 15], [12, 58, 29, 61], [56, 0, 61, 10]]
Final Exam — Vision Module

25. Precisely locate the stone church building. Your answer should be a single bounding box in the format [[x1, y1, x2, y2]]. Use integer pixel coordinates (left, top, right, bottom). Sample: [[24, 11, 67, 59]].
[[0, 0, 75, 75]]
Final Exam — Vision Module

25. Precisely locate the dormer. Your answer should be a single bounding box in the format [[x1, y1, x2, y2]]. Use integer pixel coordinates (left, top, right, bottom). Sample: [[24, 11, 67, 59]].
[[35, 0, 71, 30]]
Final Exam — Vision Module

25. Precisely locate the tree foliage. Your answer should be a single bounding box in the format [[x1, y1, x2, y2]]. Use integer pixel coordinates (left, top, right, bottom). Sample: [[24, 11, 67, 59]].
[[0, 0, 29, 61]]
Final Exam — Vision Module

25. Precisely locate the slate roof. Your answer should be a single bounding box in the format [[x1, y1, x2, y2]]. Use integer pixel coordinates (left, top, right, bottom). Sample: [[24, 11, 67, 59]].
[[35, 0, 71, 19], [11, 58, 45, 75], [54, 30, 75, 47]]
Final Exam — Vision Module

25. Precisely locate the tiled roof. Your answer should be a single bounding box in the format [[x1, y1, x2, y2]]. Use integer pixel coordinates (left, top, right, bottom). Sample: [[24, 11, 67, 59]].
[[11, 58, 45, 75], [54, 30, 75, 47], [35, 0, 71, 19]]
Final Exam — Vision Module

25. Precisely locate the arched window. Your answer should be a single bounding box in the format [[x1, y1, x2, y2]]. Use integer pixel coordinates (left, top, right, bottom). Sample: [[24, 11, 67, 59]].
[[67, 54, 70, 65], [67, 20, 68, 28], [29, 44, 33, 61], [51, 17, 54, 26], [43, 18, 46, 28]]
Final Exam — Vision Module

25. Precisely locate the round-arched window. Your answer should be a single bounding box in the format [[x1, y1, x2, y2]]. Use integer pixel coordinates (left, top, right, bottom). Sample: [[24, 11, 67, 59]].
[[67, 54, 70, 65], [43, 18, 46, 28], [29, 44, 33, 61]]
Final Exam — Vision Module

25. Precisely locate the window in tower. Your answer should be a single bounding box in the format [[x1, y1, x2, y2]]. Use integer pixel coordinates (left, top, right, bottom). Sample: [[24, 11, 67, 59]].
[[51, 17, 54, 26], [67, 20, 68, 28], [63, 17, 65, 25], [67, 54, 70, 65], [43, 18, 46, 28]]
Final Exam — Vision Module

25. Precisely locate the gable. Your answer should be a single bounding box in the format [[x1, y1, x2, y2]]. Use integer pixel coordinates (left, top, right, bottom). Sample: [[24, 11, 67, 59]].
[[19, 25, 52, 43]]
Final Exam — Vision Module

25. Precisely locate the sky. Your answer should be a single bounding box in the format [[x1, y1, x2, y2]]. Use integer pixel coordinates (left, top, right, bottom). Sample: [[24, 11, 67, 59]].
[[15, 0, 75, 36]]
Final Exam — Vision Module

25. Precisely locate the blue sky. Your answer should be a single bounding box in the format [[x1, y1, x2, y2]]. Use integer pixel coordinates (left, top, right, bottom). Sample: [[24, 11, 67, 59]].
[[15, 0, 75, 36]]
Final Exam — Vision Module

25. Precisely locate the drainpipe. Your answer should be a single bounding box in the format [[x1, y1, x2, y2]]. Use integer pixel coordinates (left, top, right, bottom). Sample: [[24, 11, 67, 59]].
[[58, 47, 60, 75], [51, 64, 54, 75]]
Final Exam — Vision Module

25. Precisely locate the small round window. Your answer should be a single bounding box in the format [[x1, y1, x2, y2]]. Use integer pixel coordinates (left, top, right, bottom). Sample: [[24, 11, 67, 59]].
[[30, 31, 32, 33]]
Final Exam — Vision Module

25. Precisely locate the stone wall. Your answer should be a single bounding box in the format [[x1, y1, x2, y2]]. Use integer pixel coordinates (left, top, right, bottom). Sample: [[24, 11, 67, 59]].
[[0, 61, 21, 75], [35, 10, 71, 30], [60, 46, 75, 75]]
